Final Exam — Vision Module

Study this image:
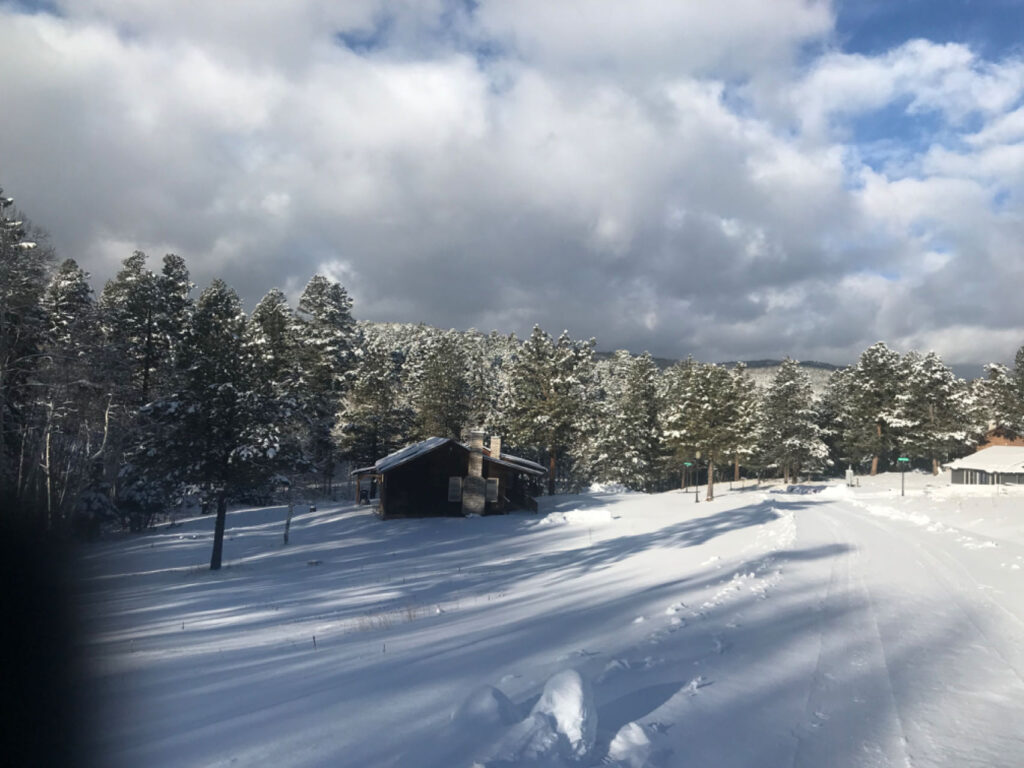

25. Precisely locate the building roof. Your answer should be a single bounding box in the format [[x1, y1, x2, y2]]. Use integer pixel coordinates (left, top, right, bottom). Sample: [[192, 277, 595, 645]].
[[352, 436, 454, 476], [486, 453, 546, 477], [945, 446, 1024, 473], [351, 436, 547, 477]]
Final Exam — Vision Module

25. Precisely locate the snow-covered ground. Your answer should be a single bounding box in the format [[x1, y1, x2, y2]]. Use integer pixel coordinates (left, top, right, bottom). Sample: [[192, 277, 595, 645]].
[[79, 472, 1024, 767]]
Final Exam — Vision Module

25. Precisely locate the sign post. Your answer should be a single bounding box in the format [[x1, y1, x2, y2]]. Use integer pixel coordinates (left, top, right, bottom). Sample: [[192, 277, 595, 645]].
[[683, 461, 692, 493], [898, 457, 910, 496], [694, 451, 702, 503]]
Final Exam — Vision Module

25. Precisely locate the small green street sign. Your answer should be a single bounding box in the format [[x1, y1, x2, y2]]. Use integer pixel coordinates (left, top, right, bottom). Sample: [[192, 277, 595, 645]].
[[898, 457, 910, 463], [683, 462, 693, 467]]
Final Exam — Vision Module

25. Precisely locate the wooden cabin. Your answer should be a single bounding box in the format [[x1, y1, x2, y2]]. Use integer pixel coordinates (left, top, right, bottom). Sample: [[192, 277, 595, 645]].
[[351, 431, 546, 519]]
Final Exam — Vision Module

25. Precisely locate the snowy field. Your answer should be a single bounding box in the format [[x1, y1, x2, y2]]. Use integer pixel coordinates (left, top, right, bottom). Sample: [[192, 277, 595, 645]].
[[79, 472, 1024, 767]]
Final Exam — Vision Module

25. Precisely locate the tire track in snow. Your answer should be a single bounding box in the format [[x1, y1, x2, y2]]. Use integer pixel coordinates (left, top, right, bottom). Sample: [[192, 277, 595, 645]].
[[841, 506, 1024, 690], [790, 509, 912, 768], [821, 501, 1024, 767]]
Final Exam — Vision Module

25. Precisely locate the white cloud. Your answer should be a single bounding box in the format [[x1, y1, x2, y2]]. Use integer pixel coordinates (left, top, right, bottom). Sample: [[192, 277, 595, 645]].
[[1, 3, 1023, 366]]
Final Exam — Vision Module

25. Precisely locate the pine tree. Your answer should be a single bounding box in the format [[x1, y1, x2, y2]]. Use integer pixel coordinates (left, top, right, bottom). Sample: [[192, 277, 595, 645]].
[[99, 252, 163, 406], [294, 275, 357, 495], [662, 361, 739, 500], [156, 253, 194, 376], [0, 189, 53, 516], [501, 326, 594, 495], [335, 335, 414, 466], [837, 342, 904, 474], [895, 351, 973, 473], [981, 347, 1024, 439], [604, 352, 663, 491], [727, 363, 760, 482], [247, 288, 306, 478], [138, 280, 280, 568], [410, 330, 472, 440], [760, 358, 829, 483], [33, 260, 104, 525]]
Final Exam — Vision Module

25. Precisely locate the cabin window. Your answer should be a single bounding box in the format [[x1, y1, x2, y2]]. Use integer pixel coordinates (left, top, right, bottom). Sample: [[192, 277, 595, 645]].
[[486, 477, 499, 502], [448, 476, 463, 502]]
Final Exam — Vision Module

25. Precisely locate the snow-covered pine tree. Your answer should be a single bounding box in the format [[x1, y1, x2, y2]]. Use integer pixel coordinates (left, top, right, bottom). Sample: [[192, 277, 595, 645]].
[[247, 288, 306, 479], [759, 358, 829, 483], [99, 252, 165, 406], [500, 326, 594, 495], [608, 352, 663, 492], [294, 275, 357, 496], [156, 253, 194, 377], [981, 348, 1024, 440], [33, 259, 104, 526], [410, 329, 472, 440], [660, 357, 696, 488], [462, 329, 511, 433], [895, 351, 974, 473], [727, 363, 760, 482], [662, 360, 738, 500], [139, 280, 280, 569], [0, 189, 53, 516], [837, 342, 904, 474], [335, 334, 414, 467]]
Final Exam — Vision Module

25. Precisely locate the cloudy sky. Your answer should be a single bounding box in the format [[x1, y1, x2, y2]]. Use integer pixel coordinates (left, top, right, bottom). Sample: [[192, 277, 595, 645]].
[[2, 0, 1023, 366]]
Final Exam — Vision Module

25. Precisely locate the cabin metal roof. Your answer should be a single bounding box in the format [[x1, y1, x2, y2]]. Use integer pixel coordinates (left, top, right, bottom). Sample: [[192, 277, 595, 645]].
[[351, 437, 546, 477]]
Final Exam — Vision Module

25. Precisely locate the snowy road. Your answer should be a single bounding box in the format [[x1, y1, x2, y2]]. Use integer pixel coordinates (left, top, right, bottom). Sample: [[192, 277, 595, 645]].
[[786, 497, 1024, 767], [81, 477, 1024, 767]]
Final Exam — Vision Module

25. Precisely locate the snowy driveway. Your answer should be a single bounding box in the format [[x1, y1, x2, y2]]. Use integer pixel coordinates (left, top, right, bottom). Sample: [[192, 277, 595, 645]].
[[80, 477, 1024, 767]]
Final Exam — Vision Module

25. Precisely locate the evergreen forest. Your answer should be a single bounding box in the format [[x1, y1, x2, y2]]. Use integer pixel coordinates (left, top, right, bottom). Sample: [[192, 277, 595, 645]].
[[4, 186, 1024, 558]]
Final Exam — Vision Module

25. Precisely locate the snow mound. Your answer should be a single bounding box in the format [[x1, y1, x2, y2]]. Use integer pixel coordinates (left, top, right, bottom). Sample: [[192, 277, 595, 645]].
[[588, 481, 633, 494], [481, 670, 597, 764], [531, 669, 597, 758], [608, 721, 652, 768], [539, 508, 614, 526], [452, 685, 520, 728], [817, 483, 853, 499]]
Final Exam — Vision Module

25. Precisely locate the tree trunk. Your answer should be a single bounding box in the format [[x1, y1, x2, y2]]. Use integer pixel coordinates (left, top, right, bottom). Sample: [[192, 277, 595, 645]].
[[210, 492, 228, 570], [547, 452, 556, 496], [783, 463, 790, 485], [871, 422, 882, 475], [932, 457, 939, 475], [283, 490, 294, 545], [706, 457, 715, 501]]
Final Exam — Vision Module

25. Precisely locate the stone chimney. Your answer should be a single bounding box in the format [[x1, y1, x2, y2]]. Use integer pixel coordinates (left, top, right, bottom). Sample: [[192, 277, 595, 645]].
[[489, 435, 502, 459], [462, 429, 487, 516]]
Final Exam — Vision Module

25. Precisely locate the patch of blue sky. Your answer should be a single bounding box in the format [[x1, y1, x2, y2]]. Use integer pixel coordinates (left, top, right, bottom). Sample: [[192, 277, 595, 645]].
[[834, 0, 1024, 60], [333, 13, 393, 56], [838, 98, 992, 178], [992, 188, 1013, 211], [0, 0, 60, 15], [848, 98, 948, 151]]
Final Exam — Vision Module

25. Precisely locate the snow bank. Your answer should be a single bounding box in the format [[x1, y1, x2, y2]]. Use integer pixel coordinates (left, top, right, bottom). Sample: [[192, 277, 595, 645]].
[[538, 508, 614, 526], [588, 481, 633, 494], [817, 483, 853, 499]]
